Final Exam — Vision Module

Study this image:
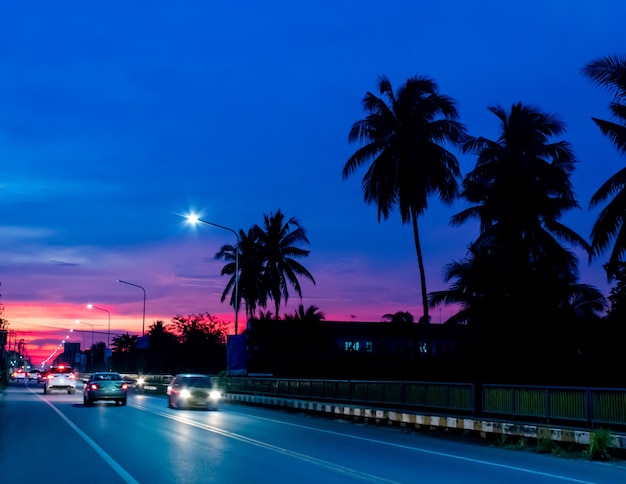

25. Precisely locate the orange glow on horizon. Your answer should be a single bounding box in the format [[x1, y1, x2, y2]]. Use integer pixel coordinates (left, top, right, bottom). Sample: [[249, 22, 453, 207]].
[[2, 300, 238, 365]]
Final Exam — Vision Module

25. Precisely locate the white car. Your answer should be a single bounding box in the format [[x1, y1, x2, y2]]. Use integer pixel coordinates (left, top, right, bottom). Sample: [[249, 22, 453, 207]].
[[44, 365, 77, 394], [13, 369, 27, 380]]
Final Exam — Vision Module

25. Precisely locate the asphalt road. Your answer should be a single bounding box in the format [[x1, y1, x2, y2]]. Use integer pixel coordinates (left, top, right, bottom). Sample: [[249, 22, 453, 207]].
[[1, 379, 625, 483]]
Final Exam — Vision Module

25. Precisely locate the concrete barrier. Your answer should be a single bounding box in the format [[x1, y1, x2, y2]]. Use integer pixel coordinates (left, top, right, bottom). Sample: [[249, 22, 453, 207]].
[[225, 393, 626, 450]]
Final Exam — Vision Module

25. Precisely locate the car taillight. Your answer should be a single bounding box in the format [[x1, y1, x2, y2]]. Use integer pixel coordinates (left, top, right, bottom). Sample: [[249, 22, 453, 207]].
[[69, 373, 76, 380], [47, 374, 54, 380], [121, 383, 128, 390]]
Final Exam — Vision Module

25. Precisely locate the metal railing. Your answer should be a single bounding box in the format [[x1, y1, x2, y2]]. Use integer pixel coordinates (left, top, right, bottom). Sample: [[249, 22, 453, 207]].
[[482, 385, 626, 428], [228, 378, 474, 413], [228, 377, 626, 429]]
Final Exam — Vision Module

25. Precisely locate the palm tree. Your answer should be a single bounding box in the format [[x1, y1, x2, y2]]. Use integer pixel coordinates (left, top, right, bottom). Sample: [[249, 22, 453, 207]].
[[343, 75, 467, 322], [454, 103, 589, 285], [582, 55, 626, 273], [288, 304, 326, 322], [455, 103, 585, 242], [111, 333, 138, 353], [215, 227, 266, 320], [255, 210, 315, 319], [382, 311, 414, 324], [436, 103, 595, 381], [111, 332, 138, 372]]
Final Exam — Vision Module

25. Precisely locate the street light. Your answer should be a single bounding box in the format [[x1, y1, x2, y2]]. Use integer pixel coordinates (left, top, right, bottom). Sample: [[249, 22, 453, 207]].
[[186, 214, 240, 335], [75, 320, 94, 370], [70, 328, 85, 346], [116, 279, 146, 336], [87, 304, 111, 348]]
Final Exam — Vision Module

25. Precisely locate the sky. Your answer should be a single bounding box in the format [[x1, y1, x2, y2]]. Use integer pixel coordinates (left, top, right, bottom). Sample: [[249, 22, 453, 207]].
[[1, 1, 625, 365]]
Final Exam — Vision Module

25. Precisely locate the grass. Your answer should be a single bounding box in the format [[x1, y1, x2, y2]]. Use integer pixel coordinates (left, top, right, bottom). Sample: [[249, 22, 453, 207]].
[[496, 434, 529, 450], [585, 428, 614, 461]]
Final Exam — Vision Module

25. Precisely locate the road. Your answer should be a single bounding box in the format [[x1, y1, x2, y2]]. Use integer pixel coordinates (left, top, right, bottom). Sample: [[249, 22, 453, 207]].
[[1, 379, 625, 483]]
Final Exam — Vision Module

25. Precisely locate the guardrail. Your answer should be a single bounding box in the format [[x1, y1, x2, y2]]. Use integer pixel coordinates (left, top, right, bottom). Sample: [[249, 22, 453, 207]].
[[482, 385, 626, 428], [227, 378, 626, 430]]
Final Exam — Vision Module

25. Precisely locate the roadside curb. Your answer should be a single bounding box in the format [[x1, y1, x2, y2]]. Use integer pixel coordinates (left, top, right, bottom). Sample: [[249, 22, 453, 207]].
[[225, 393, 626, 450]]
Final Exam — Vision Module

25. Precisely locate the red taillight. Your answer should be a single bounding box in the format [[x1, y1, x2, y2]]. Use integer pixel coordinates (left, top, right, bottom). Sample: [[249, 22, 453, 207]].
[[90, 383, 99, 390], [69, 373, 76, 380], [47, 374, 54, 380], [121, 383, 128, 390]]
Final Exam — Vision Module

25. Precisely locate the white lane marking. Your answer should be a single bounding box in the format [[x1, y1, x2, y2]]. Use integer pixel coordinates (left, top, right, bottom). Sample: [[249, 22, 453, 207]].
[[222, 409, 597, 484], [132, 402, 399, 483], [33, 388, 139, 484]]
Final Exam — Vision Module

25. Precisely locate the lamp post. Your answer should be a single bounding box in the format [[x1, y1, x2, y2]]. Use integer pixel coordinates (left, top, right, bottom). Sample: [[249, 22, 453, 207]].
[[116, 279, 146, 336], [87, 304, 111, 348], [70, 329, 85, 371], [75, 320, 94, 370], [70, 328, 85, 346], [186, 214, 240, 335]]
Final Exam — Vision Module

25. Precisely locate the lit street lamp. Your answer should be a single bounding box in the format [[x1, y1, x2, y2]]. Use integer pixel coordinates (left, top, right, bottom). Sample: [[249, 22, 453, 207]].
[[186, 214, 240, 335], [116, 279, 146, 336], [87, 304, 111, 348]]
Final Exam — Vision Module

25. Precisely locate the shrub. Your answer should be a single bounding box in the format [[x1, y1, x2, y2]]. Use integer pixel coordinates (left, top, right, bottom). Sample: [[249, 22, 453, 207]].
[[586, 428, 614, 461]]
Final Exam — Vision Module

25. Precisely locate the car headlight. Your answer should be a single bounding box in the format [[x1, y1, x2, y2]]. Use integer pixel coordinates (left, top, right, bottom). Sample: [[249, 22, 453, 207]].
[[180, 389, 191, 399], [209, 390, 222, 400]]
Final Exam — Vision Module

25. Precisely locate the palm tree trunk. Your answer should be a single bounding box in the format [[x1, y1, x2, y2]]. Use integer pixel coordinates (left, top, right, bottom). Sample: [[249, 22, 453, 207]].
[[412, 212, 432, 370], [411, 212, 429, 322]]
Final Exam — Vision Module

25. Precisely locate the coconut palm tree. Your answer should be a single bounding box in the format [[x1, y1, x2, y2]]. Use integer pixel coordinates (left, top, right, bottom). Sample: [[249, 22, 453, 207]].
[[454, 103, 586, 247], [582, 54, 626, 273], [111, 333, 138, 353], [435, 103, 597, 381], [454, 103, 589, 288], [288, 304, 326, 322], [343, 75, 467, 322], [215, 227, 266, 320], [255, 210, 315, 320]]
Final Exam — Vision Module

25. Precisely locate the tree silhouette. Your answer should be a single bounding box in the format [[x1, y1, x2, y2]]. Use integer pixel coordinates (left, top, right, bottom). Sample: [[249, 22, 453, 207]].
[[215, 227, 266, 320], [583, 54, 626, 274], [255, 210, 315, 320], [169, 313, 227, 373], [343, 75, 467, 323], [434, 103, 600, 383]]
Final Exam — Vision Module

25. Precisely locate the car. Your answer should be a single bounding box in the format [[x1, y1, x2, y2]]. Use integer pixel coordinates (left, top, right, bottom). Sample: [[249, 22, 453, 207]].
[[167, 373, 221, 410], [37, 371, 49, 384], [83, 372, 129, 406], [13, 369, 27, 381], [44, 365, 76, 394], [28, 369, 41, 381]]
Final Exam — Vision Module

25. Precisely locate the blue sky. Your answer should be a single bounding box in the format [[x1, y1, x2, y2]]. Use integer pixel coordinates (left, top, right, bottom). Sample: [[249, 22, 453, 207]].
[[1, 1, 625, 362]]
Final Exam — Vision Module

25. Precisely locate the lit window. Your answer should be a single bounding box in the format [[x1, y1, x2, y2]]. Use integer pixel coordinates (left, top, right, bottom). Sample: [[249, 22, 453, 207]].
[[365, 342, 373, 353], [344, 341, 360, 352]]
